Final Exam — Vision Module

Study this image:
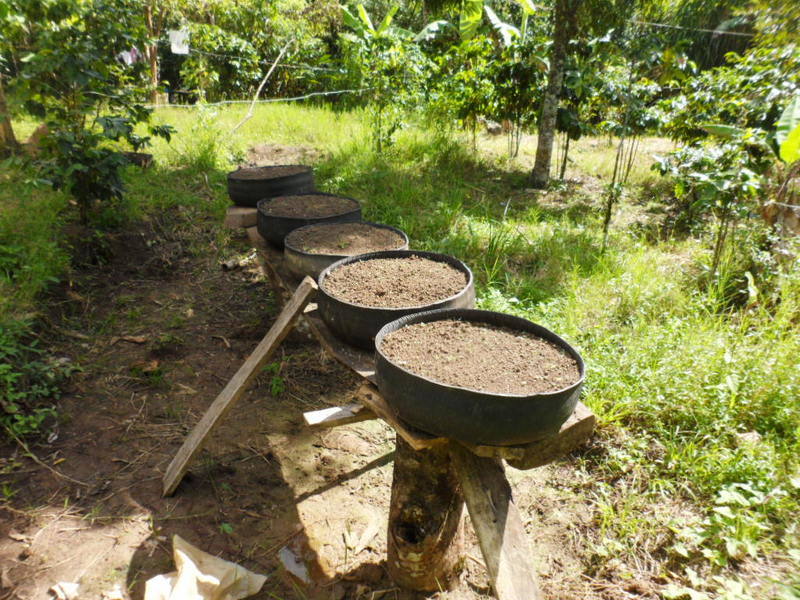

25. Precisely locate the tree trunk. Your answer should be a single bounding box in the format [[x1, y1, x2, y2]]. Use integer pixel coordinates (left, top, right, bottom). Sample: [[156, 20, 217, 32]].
[[145, 2, 159, 104], [0, 77, 19, 154], [387, 436, 465, 591], [559, 134, 570, 180], [529, 0, 582, 188]]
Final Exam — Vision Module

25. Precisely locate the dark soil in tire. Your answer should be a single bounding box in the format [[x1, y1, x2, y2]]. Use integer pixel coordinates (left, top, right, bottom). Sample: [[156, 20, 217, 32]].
[[322, 256, 467, 308], [262, 194, 359, 218], [229, 165, 308, 180], [285, 222, 406, 256], [380, 319, 580, 394]]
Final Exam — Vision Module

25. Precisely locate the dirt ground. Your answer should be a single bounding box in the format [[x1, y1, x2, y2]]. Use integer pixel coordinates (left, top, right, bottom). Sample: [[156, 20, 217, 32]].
[[0, 169, 658, 600]]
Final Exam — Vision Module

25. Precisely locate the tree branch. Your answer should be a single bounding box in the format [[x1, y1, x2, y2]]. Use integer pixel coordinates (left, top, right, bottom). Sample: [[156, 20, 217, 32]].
[[230, 41, 292, 136]]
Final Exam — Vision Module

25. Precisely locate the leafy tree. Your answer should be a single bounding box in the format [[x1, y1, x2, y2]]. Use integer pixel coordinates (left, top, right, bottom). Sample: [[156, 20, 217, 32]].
[[342, 4, 428, 152], [4, 0, 173, 223], [178, 24, 261, 102], [529, 0, 584, 188]]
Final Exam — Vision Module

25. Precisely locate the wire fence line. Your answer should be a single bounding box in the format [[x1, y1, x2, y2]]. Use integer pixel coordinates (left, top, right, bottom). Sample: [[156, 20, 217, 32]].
[[631, 20, 756, 38], [144, 87, 369, 110]]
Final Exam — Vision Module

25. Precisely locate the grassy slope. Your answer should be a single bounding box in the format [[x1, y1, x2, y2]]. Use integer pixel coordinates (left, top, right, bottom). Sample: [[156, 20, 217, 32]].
[[5, 103, 800, 597]]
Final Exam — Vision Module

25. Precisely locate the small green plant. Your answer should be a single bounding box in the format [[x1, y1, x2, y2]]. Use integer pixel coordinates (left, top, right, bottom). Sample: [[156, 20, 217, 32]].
[[219, 522, 234, 535], [0, 321, 76, 439], [262, 362, 285, 397], [342, 4, 428, 152]]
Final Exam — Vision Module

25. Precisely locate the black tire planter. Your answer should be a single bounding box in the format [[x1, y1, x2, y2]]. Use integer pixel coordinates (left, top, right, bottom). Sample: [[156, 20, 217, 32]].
[[375, 308, 585, 446], [317, 250, 475, 350], [284, 222, 410, 280], [227, 165, 315, 207], [256, 193, 362, 249]]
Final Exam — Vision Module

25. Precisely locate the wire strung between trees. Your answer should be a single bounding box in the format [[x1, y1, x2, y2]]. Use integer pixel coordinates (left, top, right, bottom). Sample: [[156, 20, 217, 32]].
[[143, 87, 369, 110], [631, 20, 755, 37]]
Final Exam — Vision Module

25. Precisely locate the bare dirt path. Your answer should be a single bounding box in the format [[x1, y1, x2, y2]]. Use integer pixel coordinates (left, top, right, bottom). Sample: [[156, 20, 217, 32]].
[[0, 208, 642, 600]]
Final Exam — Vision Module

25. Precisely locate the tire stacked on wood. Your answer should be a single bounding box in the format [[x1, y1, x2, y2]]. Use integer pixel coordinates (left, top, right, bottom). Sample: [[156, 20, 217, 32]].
[[256, 193, 362, 248], [316, 250, 475, 350], [227, 165, 315, 207], [284, 222, 409, 280], [375, 308, 585, 446]]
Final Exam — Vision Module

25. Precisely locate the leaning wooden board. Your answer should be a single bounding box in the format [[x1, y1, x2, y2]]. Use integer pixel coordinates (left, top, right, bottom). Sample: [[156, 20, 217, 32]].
[[162, 276, 318, 496]]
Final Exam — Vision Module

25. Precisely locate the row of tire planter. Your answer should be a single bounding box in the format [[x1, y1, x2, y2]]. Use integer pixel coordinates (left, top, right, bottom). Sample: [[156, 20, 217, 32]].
[[227, 164, 585, 447]]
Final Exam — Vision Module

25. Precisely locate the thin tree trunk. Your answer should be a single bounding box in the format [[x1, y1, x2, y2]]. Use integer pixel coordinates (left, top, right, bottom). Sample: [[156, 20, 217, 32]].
[[529, 0, 582, 188], [560, 134, 570, 180], [0, 77, 19, 154], [145, 2, 159, 104]]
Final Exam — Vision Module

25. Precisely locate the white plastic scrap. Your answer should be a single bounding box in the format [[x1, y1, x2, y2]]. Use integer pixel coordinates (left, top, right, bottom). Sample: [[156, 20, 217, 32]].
[[49, 582, 80, 600], [144, 535, 267, 600]]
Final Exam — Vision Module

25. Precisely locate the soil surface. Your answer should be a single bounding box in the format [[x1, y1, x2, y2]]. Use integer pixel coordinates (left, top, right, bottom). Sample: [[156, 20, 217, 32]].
[[322, 256, 467, 308], [261, 194, 358, 218], [229, 165, 309, 180], [286, 222, 406, 256], [380, 319, 581, 394]]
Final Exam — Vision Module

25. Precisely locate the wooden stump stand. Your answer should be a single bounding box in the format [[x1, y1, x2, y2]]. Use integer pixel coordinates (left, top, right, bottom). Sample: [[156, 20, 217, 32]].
[[162, 213, 599, 600]]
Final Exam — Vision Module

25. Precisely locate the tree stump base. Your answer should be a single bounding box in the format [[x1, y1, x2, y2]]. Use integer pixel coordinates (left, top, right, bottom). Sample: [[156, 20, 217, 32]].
[[387, 436, 465, 591]]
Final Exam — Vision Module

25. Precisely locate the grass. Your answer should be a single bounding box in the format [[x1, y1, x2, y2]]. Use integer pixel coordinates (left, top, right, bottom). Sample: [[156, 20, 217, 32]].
[[4, 102, 800, 597]]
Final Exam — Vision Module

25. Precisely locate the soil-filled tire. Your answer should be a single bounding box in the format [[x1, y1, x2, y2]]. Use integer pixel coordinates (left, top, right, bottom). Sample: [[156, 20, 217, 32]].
[[227, 165, 315, 207], [256, 193, 362, 249], [316, 250, 475, 350], [284, 222, 409, 281], [375, 308, 585, 446]]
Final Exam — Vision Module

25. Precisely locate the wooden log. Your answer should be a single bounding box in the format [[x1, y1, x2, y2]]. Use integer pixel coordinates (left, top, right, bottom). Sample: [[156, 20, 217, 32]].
[[302, 403, 375, 430], [162, 276, 317, 496], [450, 444, 542, 600], [387, 436, 465, 592], [224, 206, 257, 228], [464, 402, 597, 469]]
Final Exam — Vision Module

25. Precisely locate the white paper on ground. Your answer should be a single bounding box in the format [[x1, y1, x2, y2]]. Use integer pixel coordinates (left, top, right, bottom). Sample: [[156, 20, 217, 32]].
[[144, 535, 267, 600]]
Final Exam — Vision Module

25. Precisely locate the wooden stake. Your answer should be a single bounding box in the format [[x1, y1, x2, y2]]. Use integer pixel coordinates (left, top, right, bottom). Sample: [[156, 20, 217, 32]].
[[162, 276, 317, 496], [387, 437, 465, 591], [450, 444, 541, 600]]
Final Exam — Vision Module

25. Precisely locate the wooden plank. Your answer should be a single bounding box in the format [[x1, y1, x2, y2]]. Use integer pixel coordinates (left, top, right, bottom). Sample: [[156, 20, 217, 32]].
[[162, 276, 318, 496], [248, 226, 377, 382], [355, 383, 446, 451], [450, 444, 542, 600], [302, 403, 376, 429], [464, 402, 597, 469], [303, 307, 376, 383], [224, 206, 257, 228]]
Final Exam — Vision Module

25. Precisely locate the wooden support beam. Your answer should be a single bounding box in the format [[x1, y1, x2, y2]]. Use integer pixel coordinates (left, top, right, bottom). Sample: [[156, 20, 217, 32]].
[[387, 437, 465, 592], [162, 276, 318, 496], [355, 383, 446, 451], [464, 402, 597, 469], [302, 403, 375, 430], [450, 444, 542, 600], [224, 206, 257, 228]]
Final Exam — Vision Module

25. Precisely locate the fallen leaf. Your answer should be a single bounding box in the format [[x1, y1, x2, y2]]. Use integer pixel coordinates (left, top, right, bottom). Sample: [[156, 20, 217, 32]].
[[8, 530, 29, 543]]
